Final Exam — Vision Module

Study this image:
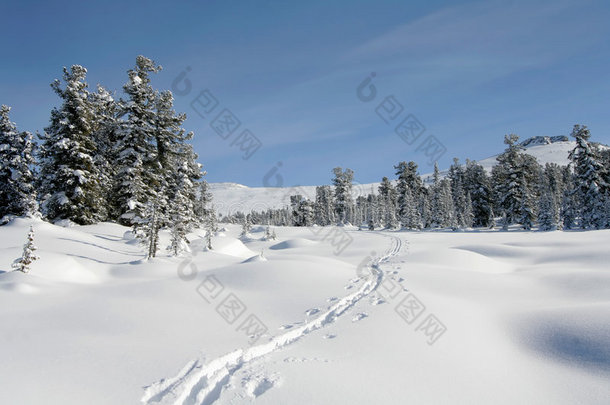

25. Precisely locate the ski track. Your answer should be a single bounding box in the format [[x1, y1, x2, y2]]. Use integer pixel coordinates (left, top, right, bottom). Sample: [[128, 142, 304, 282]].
[[142, 233, 403, 405]]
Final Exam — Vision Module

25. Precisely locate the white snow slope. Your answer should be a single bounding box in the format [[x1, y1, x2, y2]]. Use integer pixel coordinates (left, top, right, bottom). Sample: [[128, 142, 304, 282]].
[[0, 218, 609, 404]]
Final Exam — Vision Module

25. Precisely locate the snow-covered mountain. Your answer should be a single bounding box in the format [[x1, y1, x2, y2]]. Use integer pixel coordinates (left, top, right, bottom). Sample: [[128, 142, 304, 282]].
[[211, 136, 589, 216]]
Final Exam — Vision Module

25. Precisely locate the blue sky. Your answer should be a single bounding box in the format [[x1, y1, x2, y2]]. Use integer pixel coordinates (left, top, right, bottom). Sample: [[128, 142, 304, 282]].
[[2, 0, 610, 187]]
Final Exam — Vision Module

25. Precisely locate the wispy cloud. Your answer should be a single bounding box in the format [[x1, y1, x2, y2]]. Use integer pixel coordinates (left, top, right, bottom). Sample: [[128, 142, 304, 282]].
[[344, 0, 604, 83]]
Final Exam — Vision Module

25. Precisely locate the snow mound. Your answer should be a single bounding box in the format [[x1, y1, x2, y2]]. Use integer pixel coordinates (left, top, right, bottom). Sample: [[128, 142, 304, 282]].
[[213, 236, 256, 258], [269, 238, 318, 250], [29, 253, 100, 284], [0, 281, 39, 294], [512, 306, 610, 374], [54, 219, 78, 228], [410, 246, 514, 273], [242, 253, 268, 263]]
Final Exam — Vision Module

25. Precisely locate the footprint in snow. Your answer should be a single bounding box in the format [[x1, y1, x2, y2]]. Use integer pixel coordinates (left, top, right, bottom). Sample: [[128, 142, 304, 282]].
[[305, 308, 320, 316], [352, 312, 368, 322], [323, 333, 336, 339], [243, 374, 280, 399], [279, 324, 293, 330], [344, 284, 353, 290], [327, 297, 338, 302]]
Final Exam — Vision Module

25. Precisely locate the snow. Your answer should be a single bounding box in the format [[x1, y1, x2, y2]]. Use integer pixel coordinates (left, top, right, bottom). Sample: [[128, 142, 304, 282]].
[[1, 217, 609, 404]]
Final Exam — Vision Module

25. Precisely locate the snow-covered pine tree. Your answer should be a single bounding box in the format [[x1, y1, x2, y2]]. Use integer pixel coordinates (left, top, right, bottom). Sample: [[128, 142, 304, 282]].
[[432, 161, 441, 186], [332, 167, 354, 225], [448, 158, 469, 228], [560, 166, 577, 230], [112, 56, 161, 225], [166, 160, 194, 257], [538, 163, 562, 231], [195, 179, 217, 233], [440, 179, 456, 228], [168, 213, 189, 256], [464, 160, 494, 228], [492, 134, 530, 229], [568, 125, 607, 229], [354, 195, 367, 226], [139, 196, 162, 259], [154, 90, 202, 229], [430, 178, 455, 228], [419, 190, 432, 229], [240, 215, 252, 238], [519, 180, 535, 230], [38, 65, 105, 224], [378, 177, 398, 229], [394, 161, 423, 225], [366, 193, 379, 229], [89, 85, 121, 220], [204, 228, 213, 250], [538, 191, 558, 231], [463, 192, 474, 228], [290, 195, 315, 226], [400, 188, 422, 230], [12, 226, 39, 273], [429, 182, 443, 228], [314, 185, 334, 226], [0, 105, 37, 220], [264, 225, 274, 241]]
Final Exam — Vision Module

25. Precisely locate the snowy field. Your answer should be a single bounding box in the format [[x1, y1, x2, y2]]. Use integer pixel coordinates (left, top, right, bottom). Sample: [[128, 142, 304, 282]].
[[1, 218, 609, 404]]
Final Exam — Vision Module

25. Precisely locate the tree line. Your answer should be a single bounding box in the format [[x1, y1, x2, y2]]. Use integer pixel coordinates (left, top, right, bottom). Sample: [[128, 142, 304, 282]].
[[0, 56, 216, 258], [226, 128, 610, 231]]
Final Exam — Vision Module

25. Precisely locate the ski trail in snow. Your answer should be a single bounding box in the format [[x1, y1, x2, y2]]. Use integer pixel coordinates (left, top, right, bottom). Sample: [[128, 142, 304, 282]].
[[142, 234, 402, 405]]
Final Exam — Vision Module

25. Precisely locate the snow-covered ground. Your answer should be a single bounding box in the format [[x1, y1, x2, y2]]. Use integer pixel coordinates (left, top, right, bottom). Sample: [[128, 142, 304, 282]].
[[1, 218, 608, 404]]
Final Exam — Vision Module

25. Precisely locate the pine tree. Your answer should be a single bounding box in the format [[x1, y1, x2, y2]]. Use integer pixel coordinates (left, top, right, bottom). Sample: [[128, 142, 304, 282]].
[[448, 158, 468, 228], [332, 167, 354, 224], [538, 192, 558, 231], [290, 195, 315, 226], [195, 179, 216, 230], [560, 166, 577, 230], [112, 56, 161, 225], [538, 164, 562, 231], [394, 161, 423, 224], [204, 228, 213, 250], [155, 90, 202, 229], [463, 192, 474, 228], [568, 125, 607, 229], [240, 215, 252, 238], [38, 65, 105, 224], [464, 160, 494, 228], [430, 179, 455, 228], [378, 177, 398, 229], [89, 85, 120, 220], [492, 134, 539, 229], [0, 105, 37, 220], [400, 188, 422, 230], [519, 181, 535, 230], [12, 226, 39, 273], [138, 197, 162, 259], [264, 225, 277, 241], [314, 185, 334, 226], [366, 193, 380, 229]]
